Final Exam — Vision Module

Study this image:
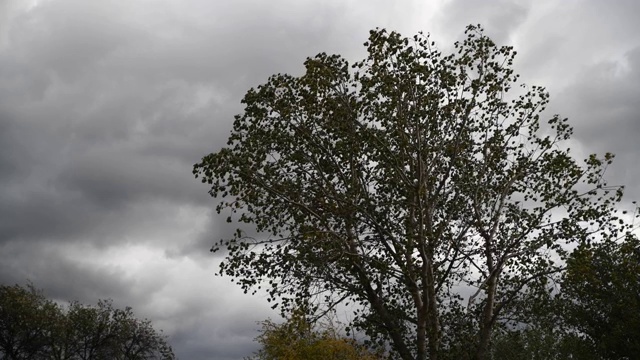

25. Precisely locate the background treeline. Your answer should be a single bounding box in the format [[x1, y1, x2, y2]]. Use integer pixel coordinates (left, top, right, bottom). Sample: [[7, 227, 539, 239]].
[[0, 284, 174, 360]]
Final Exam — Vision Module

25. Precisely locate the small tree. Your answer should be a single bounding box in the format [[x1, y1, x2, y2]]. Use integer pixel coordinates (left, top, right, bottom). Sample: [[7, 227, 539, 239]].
[[195, 25, 630, 360], [247, 310, 384, 360]]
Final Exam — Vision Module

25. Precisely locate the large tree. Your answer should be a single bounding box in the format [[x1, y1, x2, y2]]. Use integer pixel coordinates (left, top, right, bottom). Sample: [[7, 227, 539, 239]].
[[194, 25, 630, 360]]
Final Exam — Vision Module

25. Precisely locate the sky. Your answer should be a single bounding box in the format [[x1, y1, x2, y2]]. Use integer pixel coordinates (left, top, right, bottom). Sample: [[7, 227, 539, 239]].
[[1, 0, 639, 359]]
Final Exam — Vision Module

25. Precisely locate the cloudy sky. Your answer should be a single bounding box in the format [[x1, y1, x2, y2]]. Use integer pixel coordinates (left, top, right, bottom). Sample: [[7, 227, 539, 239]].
[[1, 0, 639, 359]]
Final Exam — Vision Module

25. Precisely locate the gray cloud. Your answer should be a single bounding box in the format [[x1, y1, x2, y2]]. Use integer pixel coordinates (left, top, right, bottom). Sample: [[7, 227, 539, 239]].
[[553, 45, 640, 201], [433, 0, 531, 45]]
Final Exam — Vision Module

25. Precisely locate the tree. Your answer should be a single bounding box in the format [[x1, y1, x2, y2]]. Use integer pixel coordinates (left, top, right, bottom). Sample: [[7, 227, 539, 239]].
[[560, 233, 640, 359], [473, 232, 640, 360], [0, 284, 62, 359], [194, 25, 631, 360], [488, 308, 598, 360], [62, 300, 175, 360], [107, 303, 175, 360], [61, 300, 115, 360], [247, 310, 384, 360], [486, 233, 640, 360], [0, 284, 175, 360]]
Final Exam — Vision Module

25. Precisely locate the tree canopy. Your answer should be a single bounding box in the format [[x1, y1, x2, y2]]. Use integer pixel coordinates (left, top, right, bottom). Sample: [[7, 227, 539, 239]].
[[486, 231, 640, 360], [0, 284, 174, 360], [194, 25, 635, 360], [560, 232, 640, 359]]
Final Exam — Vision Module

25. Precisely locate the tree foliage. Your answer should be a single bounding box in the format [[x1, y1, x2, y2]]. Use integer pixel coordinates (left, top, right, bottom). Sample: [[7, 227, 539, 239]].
[[482, 231, 640, 360], [560, 233, 640, 359], [0, 284, 174, 360], [247, 310, 384, 360], [194, 25, 631, 360], [0, 284, 61, 360]]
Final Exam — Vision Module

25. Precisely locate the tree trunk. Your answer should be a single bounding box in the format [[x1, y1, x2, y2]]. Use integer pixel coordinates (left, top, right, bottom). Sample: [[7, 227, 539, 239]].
[[475, 273, 498, 360]]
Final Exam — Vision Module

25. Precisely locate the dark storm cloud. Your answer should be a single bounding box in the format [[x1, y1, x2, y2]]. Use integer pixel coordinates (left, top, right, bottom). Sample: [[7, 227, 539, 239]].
[[0, 1, 230, 248], [168, 301, 266, 360], [0, 238, 134, 307], [0, 111, 33, 182], [554, 45, 640, 201]]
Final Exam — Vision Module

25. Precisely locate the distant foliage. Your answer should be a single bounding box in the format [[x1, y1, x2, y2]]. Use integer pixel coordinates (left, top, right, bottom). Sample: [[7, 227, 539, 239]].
[[0, 284, 175, 360]]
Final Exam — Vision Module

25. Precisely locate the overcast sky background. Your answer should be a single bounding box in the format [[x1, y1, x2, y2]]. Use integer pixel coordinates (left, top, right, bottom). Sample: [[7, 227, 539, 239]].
[[1, 1, 639, 359]]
